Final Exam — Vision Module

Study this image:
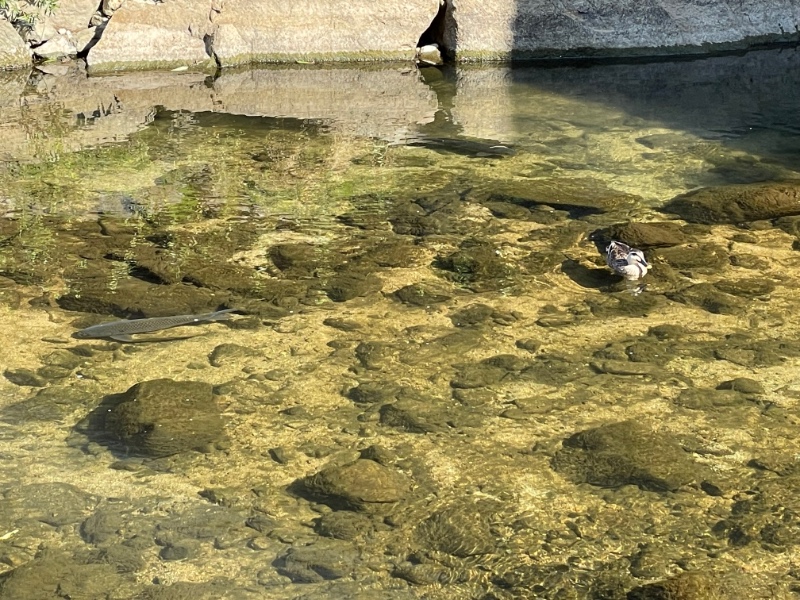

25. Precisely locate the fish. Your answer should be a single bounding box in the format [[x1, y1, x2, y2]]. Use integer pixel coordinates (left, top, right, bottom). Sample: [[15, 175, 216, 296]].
[[72, 308, 237, 342], [605, 240, 649, 280], [398, 136, 516, 158]]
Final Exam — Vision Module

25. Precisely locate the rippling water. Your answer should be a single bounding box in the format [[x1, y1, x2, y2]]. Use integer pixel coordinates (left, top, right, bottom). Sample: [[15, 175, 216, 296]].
[[1, 48, 800, 599]]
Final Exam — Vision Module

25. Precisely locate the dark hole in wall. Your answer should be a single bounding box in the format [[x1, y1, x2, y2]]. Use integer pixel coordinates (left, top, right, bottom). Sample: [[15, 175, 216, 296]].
[[417, 0, 451, 60], [76, 20, 108, 58]]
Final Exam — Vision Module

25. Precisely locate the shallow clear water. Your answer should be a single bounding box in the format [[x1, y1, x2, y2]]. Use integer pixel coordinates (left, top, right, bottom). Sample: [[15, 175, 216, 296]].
[[2, 49, 800, 598]]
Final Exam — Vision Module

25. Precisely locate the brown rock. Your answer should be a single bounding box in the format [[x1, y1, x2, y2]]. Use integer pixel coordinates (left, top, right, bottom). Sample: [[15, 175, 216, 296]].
[[299, 459, 410, 512], [100, 379, 225, 457], [662, 181, 800, 224]]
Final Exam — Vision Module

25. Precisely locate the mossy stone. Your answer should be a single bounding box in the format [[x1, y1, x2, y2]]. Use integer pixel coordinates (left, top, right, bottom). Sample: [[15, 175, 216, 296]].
[[552, 420, 699, 492], [666, 284, 746, 315], [416, 505, 496, 558], [298, 459, 410, 512], [713, 278, 774, 298], [594, 222, 688, 247], [434, 239, 517, 291], [627, 572, 722, 600], [274, 541, 359, 583], [716, 377, 765, 395], [393, 283, 451, 306], [662, 181, 800, 224], [653, 244, 728, 273], [86, 379, 225, 458], [323, 272, 382, 302]]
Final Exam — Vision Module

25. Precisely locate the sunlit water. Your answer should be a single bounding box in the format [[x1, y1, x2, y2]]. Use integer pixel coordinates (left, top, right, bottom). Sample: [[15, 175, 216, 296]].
[[2, 49, 800, 598]]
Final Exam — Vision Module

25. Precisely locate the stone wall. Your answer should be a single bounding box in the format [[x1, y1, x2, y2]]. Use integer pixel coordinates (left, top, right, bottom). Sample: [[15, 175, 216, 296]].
[[446, 0, 800, 60], [0, 0, 799, 72]]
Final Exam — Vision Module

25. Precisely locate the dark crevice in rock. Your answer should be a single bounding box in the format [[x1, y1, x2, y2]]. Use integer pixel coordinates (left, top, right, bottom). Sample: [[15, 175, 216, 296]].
[[203, 33, 216, 66], [417, 0, 451, 61], [76, 19, 108, 59]]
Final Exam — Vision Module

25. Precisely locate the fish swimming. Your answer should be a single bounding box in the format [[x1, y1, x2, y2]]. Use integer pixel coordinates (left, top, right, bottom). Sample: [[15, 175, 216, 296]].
[[73, 308, 237, 342], [398, 136, 516, 158], [605, 240, 649, 280]]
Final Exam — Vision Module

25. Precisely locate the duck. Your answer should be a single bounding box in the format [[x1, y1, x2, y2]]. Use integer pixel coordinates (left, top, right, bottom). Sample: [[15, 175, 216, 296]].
[[605, 240, 649, 280]]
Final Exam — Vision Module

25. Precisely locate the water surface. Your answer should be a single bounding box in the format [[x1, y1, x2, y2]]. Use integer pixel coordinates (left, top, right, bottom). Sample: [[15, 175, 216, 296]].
[[1, 49, 800, 599]]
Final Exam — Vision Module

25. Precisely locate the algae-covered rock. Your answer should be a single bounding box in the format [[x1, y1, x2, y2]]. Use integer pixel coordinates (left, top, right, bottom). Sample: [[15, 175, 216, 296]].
[[666, 284, 746, 315], [716, 377, 764, 395], [3, 482, 100, 527], [392, 283, 452, 306], [712, 475, 800, 551], [416, 504, 496, 558], [713, 277, 774, 298], [297, 459, 410, 512], [0, 550, 124, 600], [345, 380, 405, 405], [674, 388, 749, 410], [79, 379, 225, 457], [434, 239, 518, 291], [273, 540, 360, 583], [627, 571, 723, 600], [552, 420, 698, 492], [662, 181, 800, 224], [322, 272, 383, 302], [315, 511, 374, 541], [450, 303, 519, 327], [593, 222, 688, 248], [379, 396, 481, 433], [208, 343, 260, 367], [653, 243, 728, 273]]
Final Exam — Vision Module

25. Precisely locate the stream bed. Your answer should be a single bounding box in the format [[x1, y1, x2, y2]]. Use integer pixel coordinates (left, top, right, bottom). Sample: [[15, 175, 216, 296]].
[[1, 48, 800, 599]]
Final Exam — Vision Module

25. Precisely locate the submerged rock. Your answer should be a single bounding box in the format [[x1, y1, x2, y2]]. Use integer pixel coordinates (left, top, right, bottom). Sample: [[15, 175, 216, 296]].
[[450, 303, 519, 327], [552, 420, 698, 492], [434, 239, 518, 291], [273, 540, 360, 583], [296, 459, 410, 513], [666, 283, 746, 315], [662, 181, 800, 224], [592, 222, 688, 248], [77, 379, 225, 457], [0, 550, 123, 600], [711, 476, 800, 553], [416, 504, 496, 558], [652, 243, 728, 273], [322, 271, 383, 302], [315, 511, 374, 541], [627, 572, 723, 600], [392, 283, 452, 307], [716, 377, 765, 395], [379, 396, 481, 433], [208, 343, 260, 367]]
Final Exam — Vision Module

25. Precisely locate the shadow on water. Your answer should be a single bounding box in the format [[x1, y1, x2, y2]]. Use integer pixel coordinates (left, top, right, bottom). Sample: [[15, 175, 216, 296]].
[[401, 47, 800, 185], [519, 52, 800, 174]]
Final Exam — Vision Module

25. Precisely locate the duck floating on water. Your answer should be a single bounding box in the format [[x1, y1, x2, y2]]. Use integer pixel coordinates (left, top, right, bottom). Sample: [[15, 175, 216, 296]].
[[605, 240, 649, 280]]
